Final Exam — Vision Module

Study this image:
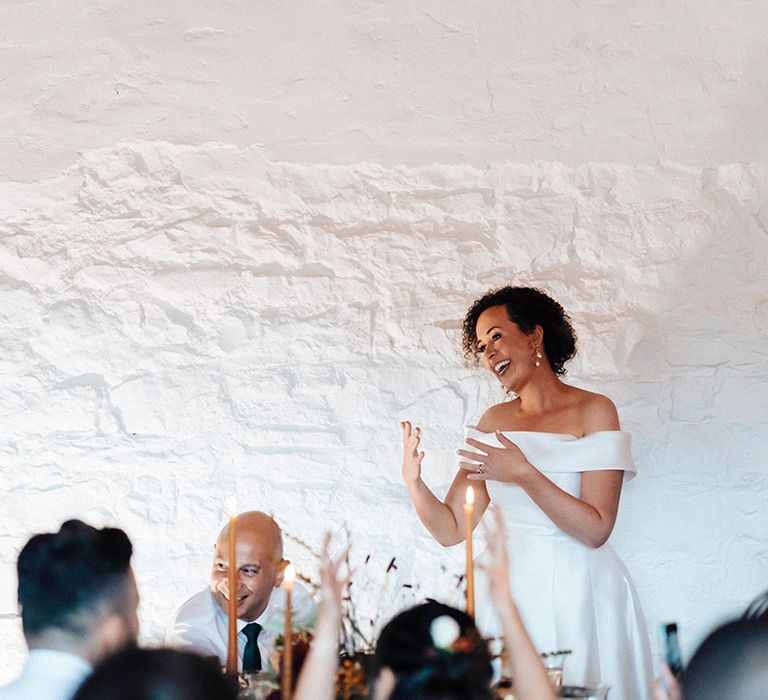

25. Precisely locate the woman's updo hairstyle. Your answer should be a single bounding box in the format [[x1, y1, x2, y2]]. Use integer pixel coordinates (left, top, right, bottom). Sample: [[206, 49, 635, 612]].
[[462, 286, 577, 375], [374, 601, 493, 700]]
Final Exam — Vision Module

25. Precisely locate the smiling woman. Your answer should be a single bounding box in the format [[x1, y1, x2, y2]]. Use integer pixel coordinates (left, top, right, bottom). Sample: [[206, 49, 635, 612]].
[[463, 287, 577, 377], [401, 286, 654, 699]]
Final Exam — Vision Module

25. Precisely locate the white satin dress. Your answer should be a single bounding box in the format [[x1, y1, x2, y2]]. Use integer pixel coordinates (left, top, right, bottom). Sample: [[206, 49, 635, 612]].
[[467, 428, 653, 700]]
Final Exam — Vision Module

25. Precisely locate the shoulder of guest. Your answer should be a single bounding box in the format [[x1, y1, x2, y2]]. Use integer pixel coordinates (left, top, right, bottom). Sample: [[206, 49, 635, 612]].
[[165, 590, 224, 649], [171, 588, 216, 622]]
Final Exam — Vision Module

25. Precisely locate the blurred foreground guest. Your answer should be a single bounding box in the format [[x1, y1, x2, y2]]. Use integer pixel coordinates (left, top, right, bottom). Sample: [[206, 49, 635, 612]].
[[654, 589, 768, 700], [293, 506, 555, 700], [372, 601, 494, 700], [72, 648, 237, 700], [166, 511, 315, 673], [680, 620, 768, 700], [0, 520, 139, 700], [655, 619, 768, 700]]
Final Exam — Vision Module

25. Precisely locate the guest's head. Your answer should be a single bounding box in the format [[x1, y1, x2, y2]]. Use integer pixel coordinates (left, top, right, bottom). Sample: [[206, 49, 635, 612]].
[[210, 511, 286, 622], [72, 647, 237, 700], [372, 601, 493, 700], [681, 619, 768, 700], [462, 286, 577, 375], [17, 519, 139, 664]]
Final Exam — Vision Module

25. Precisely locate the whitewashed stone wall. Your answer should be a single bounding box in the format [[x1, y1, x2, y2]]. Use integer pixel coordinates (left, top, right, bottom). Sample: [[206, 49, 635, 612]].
[[2, 0, 768, 687], [2, 148, 767, 679]]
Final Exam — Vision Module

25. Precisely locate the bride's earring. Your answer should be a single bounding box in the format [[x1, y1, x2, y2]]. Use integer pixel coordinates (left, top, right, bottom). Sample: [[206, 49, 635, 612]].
[[535, 348, 542, 367]]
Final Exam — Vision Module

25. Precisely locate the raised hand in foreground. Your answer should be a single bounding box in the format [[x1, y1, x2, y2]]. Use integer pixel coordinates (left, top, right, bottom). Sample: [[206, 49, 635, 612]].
[[652, 665, 682, 700], [478, 505, 557, 700], [293, 533, 349, 700]]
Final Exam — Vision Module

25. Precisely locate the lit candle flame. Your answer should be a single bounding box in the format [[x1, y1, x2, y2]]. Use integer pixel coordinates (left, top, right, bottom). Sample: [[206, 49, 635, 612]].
[[226, 496, 237, 516], [284, 563, 296, 586], [465, 485, 475, 506]]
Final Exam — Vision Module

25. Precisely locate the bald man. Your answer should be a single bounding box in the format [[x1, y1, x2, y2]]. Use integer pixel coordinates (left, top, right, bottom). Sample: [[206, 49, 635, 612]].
[[165, 512, 315, 673]]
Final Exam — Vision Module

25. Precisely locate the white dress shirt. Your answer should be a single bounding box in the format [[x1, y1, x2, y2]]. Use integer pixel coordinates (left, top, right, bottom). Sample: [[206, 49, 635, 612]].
[[0, 649, 92, 700], [165, 584, 316, 673]]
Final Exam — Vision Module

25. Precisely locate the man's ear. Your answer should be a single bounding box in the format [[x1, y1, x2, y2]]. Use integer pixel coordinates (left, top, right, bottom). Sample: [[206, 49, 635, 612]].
[[274, 559, 287, 589], [372, 667, 396, 700], [98, 612, 130, 659]]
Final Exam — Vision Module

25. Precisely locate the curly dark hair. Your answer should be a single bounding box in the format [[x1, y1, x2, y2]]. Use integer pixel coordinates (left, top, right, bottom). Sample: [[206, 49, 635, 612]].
[[374, 601, 493, 700], [461, 286, 577, 375]]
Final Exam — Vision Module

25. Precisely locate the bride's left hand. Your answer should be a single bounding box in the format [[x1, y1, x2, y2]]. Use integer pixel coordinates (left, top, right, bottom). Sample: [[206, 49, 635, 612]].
[[457, 432, 534, 484]]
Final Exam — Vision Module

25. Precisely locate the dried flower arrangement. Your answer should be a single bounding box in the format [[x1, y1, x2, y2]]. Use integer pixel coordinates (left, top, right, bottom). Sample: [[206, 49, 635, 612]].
[[281, 528, 463, 699]]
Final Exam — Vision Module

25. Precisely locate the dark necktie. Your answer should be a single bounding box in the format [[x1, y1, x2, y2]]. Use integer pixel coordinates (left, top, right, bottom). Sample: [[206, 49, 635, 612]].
[[242, 622, 263, 673]]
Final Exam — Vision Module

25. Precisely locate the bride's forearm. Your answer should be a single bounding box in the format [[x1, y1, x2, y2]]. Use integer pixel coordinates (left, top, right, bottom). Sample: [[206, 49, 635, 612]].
[[517, 469, 620, 548], [406, 478, 463, 546]]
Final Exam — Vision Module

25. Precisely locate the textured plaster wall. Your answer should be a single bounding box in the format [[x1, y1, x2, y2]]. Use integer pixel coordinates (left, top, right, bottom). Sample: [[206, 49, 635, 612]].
[[2, 0, 768, 686], [3, 0, 768, 178]]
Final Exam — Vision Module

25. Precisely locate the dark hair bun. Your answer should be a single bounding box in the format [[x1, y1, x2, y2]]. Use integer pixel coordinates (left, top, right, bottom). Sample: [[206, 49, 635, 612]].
[[375, 601, 493, 700]]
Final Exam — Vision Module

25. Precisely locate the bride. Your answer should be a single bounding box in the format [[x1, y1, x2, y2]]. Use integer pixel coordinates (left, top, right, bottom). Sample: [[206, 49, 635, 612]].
[[402, 286, 653, 700]]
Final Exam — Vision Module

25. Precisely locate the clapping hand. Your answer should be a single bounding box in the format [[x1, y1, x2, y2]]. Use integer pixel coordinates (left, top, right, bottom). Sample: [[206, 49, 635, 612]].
[[293, 534, 350, 700], [477, 505, 558, 700], [477, 505, 515, 608], [458, 432, 534, 484], [316, 533, 350, 624], [652, 665, 682, 700]]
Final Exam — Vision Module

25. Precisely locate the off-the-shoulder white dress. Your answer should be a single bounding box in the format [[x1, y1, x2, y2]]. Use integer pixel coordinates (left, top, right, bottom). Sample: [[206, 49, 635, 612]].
[[467, 428, 653, 700]]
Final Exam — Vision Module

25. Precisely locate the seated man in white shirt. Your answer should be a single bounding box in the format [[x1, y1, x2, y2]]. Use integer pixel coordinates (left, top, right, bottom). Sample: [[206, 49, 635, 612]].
[[0, 520, 140, 700], [166, 511, 315, 673]]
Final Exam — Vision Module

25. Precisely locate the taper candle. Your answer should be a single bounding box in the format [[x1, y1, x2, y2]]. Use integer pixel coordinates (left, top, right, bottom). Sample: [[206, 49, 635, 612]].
[[225, 497, 238, 674], [464, 486, 475, 618], [282, 563, 296, 699]]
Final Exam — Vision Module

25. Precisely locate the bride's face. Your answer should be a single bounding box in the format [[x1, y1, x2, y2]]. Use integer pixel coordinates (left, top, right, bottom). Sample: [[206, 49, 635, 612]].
[[475, 305, 541, 392]]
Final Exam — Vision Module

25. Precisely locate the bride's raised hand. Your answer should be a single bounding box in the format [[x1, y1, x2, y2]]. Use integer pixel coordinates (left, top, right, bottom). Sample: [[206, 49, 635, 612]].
[[400, 420, 425, 485]]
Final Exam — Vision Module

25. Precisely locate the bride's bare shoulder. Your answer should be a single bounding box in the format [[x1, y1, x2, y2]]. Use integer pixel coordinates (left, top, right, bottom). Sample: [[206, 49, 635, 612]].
[[476, 399, 520, 432], [574, 389, 620, 432]]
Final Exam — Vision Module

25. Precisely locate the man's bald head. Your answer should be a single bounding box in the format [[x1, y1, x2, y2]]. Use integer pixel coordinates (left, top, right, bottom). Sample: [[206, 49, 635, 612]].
[[210, 511, 286, 622], [216, 512, 283, 562]]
